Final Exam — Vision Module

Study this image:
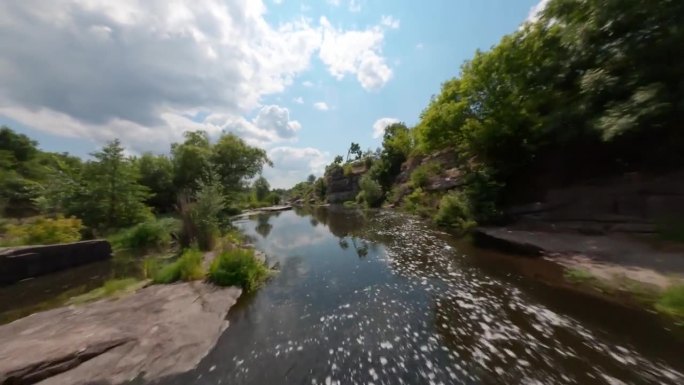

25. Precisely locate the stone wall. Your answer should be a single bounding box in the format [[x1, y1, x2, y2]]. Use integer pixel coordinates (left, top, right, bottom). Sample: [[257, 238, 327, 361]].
[[508, 170, 684, 233], [0, 240, 112, 285]]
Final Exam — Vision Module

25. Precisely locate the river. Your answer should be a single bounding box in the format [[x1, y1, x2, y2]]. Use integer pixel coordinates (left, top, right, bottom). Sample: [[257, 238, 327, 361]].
[[157, 207, 684, 385]]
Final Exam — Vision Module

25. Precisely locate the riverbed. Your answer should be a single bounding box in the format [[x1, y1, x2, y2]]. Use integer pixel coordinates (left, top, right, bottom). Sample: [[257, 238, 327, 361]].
[[156, 207, 684, 385]]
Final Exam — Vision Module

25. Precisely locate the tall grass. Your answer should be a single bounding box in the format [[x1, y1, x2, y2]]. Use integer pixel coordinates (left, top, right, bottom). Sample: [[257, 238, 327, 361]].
[[208, 248, 268, 292], [109, 217, 180, 252], [152, 248, 204, 284], [656, 285, 684, 318]]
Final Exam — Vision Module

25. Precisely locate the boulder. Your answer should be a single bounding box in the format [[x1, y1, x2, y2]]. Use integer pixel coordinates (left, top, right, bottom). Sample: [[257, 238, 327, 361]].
[[0, 240, 112, 286]]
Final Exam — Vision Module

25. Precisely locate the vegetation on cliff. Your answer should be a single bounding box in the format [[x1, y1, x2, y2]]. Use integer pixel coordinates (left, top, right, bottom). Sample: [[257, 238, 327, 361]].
[[314, 0, 684, 233]]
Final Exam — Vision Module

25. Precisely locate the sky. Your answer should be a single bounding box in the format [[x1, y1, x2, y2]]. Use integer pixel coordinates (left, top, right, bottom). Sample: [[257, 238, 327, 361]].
[[0, 0, 544, 188]]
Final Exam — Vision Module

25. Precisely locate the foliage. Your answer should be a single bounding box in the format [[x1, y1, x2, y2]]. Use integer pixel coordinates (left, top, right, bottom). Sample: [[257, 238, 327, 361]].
[[2, 216, 82, 246], [356, 175, 384, 208], [152, 248, 205, 284], [656, 285, 684, 319], [402, 188, 434, 217], [74, 140, 152, 229], [109, 217, 180, 252], [208, 248, 269, 291], [333, 155, 343, 165], [211, 133, 271, 193], [346, 142, 362, 162], [178, 174, 225, 251], [136, 153, 176, 213], [410, 162, 441, 188], [368, 123, 412, 191], [253, 176, 270, 202], [313, 178, 327, 201], [433, 192, 476, 232]]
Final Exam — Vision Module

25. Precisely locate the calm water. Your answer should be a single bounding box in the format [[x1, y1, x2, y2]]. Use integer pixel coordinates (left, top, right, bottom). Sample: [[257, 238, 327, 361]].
[[157, 207, 684, 385]]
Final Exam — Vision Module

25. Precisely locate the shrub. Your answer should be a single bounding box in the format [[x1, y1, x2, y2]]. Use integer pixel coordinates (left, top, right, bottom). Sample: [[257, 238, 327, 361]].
[[208, 248, 268, 292], [109, 217, 179, 252], [356, 175, 384, 208], [656, 285, 684, 318], [410, 162, 441, 188], [178, 176, 225, 251], [433, 192, 476, 232], [403, 188, 429, 215], [2, 215, 82, 246], [152, 248, 204, 284]]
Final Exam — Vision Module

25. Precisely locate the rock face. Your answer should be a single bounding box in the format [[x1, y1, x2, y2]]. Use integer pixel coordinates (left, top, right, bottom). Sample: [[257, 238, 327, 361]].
[[506, 170, 684, 234], [0, 282, 242, 385], [325, 163, 368, 203], [0, 240, 112, 286]]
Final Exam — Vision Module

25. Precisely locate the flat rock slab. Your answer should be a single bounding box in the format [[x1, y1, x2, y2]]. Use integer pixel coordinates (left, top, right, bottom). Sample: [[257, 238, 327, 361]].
[[474, 227, 684, 288], [0, 282, 241, 385]]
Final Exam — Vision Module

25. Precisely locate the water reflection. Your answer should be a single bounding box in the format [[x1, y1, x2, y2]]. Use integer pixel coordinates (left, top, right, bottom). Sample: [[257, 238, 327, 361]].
[[254, 214, 273, 239], [159, 207, 684, 385]]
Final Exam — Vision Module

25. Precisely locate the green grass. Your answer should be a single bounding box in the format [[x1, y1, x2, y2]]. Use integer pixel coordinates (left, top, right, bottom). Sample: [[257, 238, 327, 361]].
[[656, 285, 684, 318], [67, 278, 143, 305], [564, 268, 596, 284], [152, 248, 204, 284], [109, 217, 180, 252], [208, 248, 269, 292]]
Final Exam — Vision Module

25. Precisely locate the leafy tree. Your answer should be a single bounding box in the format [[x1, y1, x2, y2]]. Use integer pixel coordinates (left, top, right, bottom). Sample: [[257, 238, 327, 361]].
[[171, 131, 212, 193], [211, 133, 271, 193], [313, 178, 327, 200], [136, 153, 175, 212], [356, 175, 383, 208], [307, 174, 316, 184], [76, 140, 151, 229], [346, 142, 362, 162], [333, 155, 343, 165], [253, 176, 270, 202]]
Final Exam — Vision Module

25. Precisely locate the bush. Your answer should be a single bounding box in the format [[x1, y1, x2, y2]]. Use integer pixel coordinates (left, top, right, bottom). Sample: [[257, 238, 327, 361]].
[[178, 176, 225, 251], [109, 217, 179, 252], [402, 188, 432, 217], [2, 215, 82, 246], [208, 248, 268, 292], [433, 192, 476, 232], [356, 175, 384, 208], [410, 162, 441, 188], [152, 248, 204, 284]]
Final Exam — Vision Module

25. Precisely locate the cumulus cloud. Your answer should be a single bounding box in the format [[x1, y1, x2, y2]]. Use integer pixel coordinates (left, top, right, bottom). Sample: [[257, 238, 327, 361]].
[[372, 117, 400, 139], [318, 16, 394, 90], [313, 102, 329, 111], [263, 146, 330, 188], [0, 0, 397, 152]]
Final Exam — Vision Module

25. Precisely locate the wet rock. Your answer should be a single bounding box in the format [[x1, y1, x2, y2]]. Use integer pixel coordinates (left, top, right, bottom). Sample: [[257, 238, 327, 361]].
[[0, 282, 242, 385], [0, 240, 112, 286]]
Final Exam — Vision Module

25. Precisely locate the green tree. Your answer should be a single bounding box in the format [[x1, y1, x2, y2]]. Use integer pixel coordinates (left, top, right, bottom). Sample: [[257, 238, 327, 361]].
[[346, 142, 362, 162], [333, 155, 343, 165], [211, 133, 271, 193], [253, 176, 270, 202], [77, 139, 151, 229], [307, 174, 316, 184], [171, 131, 212, 193], [136, 153, 175, 212]]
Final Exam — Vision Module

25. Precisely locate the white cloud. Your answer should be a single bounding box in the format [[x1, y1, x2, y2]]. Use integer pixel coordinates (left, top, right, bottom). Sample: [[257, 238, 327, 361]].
[[326, 0, 341, 6], [313, 102, 329, 111], [302, 81, 315, 87], [348, 0, 361, 12], [293, 96, 304, 104], [372, 117, 400, 139], [0, 0, 397, 149], [526, 0, 550, 22], [273, 0, 283, 4], [380, 15, 400, 29], [263, 146, 330, 188], [318, 16, 394, 90]]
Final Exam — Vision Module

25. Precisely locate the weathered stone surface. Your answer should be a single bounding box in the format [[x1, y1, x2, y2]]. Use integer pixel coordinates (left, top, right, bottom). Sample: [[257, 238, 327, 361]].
[[0, 240, 112, 286], [473, 227, 684, 274], [0, 282, 242, 385], [325, 163, 367, 203]]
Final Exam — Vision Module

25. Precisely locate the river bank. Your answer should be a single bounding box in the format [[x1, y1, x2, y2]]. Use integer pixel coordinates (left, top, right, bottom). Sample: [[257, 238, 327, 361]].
[[473, 226, 684, 320], [0, 281, 241, 385]]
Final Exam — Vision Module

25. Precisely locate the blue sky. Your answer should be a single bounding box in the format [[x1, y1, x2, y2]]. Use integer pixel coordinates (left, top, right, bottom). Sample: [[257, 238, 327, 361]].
[[0, 0, 542, 188]]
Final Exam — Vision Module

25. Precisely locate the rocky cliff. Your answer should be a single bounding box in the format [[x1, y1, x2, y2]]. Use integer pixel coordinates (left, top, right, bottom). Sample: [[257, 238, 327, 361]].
[[324, 162, 368, 203]]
